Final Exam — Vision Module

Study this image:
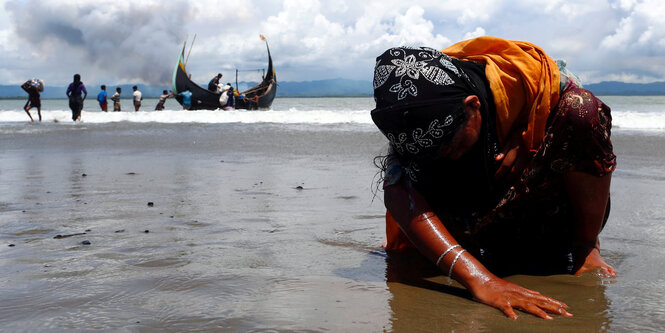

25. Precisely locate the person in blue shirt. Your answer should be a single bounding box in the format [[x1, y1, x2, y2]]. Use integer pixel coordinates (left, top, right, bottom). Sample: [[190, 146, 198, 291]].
[[178, 89, 193, 110], [97, 85, 108, 112], [66, 74, 87, 121]]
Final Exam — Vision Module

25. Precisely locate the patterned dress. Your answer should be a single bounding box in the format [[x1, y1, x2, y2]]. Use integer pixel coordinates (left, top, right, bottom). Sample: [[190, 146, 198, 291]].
[[384, 87, 616, 275]]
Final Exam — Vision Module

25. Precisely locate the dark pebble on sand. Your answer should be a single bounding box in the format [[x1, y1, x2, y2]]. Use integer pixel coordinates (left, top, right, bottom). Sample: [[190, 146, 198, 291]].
[[115, 229, 125, 233], [296, 186, 304, 190], [81, 240, 91, 245], [54, 232, 87, 239], [144, 230, 150, 233], [147, 202, 154, 207], [85, 229, 91, 232], [126, 172, 136, 175], [8, 244, 15, 247], [82, 173, 87, 177]]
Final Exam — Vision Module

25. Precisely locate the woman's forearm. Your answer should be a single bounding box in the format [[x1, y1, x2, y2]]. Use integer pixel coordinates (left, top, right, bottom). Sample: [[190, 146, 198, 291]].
[[384, 178, 573, 319], [384, 179, 494, 289]]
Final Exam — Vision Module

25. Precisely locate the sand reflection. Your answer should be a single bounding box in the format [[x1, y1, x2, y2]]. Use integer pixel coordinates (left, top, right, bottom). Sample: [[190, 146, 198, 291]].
[[384, 250, 611, 332]]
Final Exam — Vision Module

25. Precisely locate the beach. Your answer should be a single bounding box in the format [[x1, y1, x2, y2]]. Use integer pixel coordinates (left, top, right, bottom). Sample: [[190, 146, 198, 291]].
[[1, 97, 664, 332]]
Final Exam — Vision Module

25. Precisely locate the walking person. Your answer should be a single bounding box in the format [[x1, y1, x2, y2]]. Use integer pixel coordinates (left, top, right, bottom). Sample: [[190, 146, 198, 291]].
[[21, 79, 43, 122], [66, 74, 87, 121]]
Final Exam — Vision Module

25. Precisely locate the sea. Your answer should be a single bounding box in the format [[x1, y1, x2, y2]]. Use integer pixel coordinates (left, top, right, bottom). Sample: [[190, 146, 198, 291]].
[[0, 95, 663, 131], [1, 96, 664, 332]]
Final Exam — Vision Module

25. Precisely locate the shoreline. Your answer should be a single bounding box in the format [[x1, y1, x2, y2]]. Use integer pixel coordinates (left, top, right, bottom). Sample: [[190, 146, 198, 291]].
[[0, 121, 663, 331]]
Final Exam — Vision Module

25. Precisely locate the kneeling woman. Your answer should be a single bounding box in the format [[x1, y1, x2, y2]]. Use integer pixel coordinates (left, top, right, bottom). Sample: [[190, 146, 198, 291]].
[[371, 37, 616, 319]]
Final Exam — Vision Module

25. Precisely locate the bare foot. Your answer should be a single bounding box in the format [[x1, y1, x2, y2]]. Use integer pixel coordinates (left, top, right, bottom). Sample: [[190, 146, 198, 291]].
[[574, 247, 616, 277]]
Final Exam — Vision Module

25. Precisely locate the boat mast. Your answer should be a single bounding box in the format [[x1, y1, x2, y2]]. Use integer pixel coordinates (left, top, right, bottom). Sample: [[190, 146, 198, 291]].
[[185, 34, 197, 67]]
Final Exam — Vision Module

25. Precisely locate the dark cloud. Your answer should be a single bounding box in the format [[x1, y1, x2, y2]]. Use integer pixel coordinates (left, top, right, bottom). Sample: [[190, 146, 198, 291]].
[[6, 0, 192, 84]]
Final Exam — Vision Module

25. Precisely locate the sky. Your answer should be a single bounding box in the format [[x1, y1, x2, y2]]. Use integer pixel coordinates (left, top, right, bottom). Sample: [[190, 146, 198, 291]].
[[1, 0, 665, 87]]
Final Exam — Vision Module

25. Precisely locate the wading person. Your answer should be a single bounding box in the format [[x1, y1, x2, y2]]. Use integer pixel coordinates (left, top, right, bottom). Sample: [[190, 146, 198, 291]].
[[66, 74, 87, 121], [155, 90, 173, 110], [21, 79, 43, 122], [97, 85, 108, 112], [111, 87, 122, 111], [371, 37, 616, 320], [177, 89, 192, 110], [132, 85, 142, 111]]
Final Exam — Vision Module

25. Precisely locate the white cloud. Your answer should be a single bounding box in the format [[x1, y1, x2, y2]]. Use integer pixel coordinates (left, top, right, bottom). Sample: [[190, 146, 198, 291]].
[[464, 27, 486, 40], [1, 0, 665, 85]]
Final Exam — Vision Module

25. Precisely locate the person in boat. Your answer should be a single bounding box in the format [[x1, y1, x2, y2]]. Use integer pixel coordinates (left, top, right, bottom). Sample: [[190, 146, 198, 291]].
[[66, 74, 87, 121], [111, 87, 122, 111], [155, 90, 174, 110], [21, 79, 43, 122], [208, 73, 223, 91], [97, 85, 108, 112], [371, 37, 616, 320], [178, 89, 193, 110], [132, 85, 143, 111]]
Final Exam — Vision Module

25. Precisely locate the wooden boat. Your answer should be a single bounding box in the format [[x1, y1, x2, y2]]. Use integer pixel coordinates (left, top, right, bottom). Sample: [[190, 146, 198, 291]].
[[171, 36, 276, 110]]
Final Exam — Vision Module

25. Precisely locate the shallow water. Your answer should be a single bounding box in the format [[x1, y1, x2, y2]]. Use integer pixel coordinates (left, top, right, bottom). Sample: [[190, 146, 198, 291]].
[[0, 97, 664, 331]]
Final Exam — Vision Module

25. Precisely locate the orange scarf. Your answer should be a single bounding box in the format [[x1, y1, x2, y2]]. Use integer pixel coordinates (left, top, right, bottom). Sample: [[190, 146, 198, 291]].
[[443, 37, 560, 151]]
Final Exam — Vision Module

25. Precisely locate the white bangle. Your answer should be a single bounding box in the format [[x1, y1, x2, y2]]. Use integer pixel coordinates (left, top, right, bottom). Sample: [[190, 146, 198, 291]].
[[435, 244, 461, 267], [448, 249, 466, 279]]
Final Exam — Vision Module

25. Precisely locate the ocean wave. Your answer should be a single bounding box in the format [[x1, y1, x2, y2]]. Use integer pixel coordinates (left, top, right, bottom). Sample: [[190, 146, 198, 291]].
[[0, 109, 373, 125], [0, 109, 664, 131], [612, 111, 665, 130]]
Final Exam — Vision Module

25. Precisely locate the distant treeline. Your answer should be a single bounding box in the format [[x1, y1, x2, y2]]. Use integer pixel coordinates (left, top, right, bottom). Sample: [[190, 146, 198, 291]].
[[2, 79, 665, 98]]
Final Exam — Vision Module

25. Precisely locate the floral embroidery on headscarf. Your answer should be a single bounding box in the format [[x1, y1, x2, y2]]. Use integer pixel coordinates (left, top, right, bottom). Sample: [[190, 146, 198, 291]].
[[374, 46, 457, 101], [386, 116, 455, 155]]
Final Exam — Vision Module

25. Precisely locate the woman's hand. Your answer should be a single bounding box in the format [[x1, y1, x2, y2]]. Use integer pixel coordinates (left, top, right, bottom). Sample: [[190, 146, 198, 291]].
[[494, 133, 530, 183], [470, 276, 573, 320]]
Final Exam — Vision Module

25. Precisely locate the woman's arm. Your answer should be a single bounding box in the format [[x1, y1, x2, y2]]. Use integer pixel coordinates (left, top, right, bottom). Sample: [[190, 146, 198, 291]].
[[564, 170, 616, 277], [384, 177, 573, 319]]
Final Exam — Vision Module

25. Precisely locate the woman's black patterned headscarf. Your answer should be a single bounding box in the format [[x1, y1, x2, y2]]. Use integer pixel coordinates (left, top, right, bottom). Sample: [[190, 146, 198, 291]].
[[371, 46, 497, 161]]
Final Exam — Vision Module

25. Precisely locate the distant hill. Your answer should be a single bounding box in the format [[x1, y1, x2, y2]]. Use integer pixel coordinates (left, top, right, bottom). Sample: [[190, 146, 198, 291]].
[[584, 81, 665, 95], [0, 79, 373, 98], [275, 78, 371, 97], [0, 83, 172, 99], [2, 79, 664, 98]]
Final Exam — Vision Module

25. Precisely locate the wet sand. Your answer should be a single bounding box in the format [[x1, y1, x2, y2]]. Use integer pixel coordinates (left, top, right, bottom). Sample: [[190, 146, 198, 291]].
[[0, 123, 663, 332]]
